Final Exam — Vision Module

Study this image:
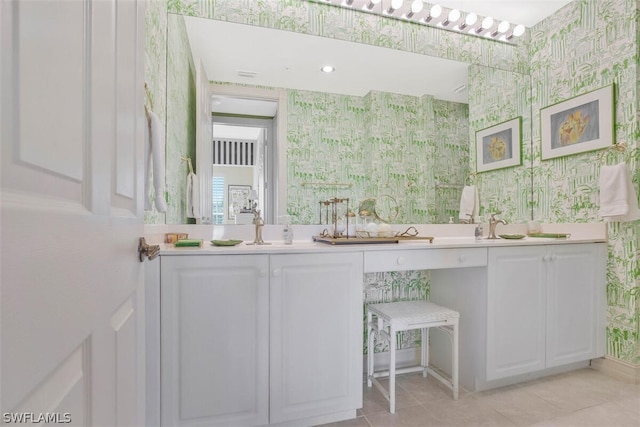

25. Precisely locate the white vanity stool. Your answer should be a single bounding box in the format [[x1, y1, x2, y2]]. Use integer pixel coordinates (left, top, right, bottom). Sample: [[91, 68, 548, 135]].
[[367, 300, 459, 413]]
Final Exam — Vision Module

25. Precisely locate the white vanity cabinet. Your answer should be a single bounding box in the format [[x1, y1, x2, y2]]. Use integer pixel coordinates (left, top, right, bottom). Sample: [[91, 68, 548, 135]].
[[486, 243, 606, 381], [157, 251, 363, 427], [269, 252, 363, 424], [160, 255, 270, 427]]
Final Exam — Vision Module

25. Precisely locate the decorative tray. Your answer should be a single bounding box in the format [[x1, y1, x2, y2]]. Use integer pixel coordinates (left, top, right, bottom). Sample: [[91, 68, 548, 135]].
[[312, 235, 434, 245], [211, 239, 243, 247], [498, 234, 526, 240], [528, 233, 571, 239]]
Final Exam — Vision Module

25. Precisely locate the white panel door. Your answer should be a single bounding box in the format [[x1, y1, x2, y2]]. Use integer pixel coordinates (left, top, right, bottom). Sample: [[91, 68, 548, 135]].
[[486, 247, 546, 381], [1, 1, 146, 425], [546, 244, 604, 367], [160, 255, 269, 427], [270, 252, 363, 424]]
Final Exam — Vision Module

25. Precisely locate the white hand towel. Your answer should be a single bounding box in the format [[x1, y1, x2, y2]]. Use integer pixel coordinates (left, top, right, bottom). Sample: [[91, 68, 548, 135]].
[[186, 172, 201, 219], [145, 109, 167, 213], [459, 185, 479, 222], [599, 162, 640, 222]]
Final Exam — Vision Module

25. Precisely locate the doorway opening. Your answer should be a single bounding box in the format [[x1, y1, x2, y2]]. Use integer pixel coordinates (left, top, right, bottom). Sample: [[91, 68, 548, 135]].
[[211, 97, 277, 224]]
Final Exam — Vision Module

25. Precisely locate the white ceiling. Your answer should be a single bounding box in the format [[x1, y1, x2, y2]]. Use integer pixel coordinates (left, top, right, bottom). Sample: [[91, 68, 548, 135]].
[[183, 1, 573, 113]]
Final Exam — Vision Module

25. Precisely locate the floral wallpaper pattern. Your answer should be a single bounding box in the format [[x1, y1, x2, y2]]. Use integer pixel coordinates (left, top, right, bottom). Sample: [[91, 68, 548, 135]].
[[146, 0, 640, 364]]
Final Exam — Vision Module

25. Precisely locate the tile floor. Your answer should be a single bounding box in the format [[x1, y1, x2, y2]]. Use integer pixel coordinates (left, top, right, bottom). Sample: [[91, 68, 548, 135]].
[[319, 368, 640, 427]]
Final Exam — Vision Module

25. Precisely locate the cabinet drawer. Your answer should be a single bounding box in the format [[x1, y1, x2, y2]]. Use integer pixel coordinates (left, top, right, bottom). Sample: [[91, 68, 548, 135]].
[[364, 248, 487, 272]]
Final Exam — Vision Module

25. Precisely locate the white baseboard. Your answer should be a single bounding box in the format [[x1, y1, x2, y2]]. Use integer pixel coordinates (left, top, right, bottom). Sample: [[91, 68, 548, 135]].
[[591, 357, 640, 384]]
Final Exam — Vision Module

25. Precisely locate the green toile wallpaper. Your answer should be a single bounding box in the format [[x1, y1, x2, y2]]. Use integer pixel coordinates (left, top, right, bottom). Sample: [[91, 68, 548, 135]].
[[146, 0, 640, 364], [529, 0, 639, 364]]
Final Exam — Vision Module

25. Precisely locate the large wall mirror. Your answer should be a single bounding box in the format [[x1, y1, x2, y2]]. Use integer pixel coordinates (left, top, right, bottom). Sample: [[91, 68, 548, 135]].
[[165, 12, 532, 225]]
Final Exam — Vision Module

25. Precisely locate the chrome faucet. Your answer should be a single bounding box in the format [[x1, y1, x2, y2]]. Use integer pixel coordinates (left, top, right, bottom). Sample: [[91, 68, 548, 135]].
[[488, 213, 507, 239]]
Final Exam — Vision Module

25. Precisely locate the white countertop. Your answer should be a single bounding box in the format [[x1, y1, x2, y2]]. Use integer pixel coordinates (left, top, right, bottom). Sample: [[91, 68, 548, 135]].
[[146, 223, 607, 256]]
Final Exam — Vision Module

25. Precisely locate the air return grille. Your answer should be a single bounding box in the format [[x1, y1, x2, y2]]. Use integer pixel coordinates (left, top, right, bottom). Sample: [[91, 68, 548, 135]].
[[213, 138, 255, 166]]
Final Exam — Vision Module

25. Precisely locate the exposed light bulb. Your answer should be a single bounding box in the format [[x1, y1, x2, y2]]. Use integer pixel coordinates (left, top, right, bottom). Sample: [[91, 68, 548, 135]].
[[498, 21, 510, 34], [506, 24, 526, 40], [386, 0, 404, 14], [476, 16, 493, 33], [424, 4, 442, 22], [442, 8, 460, 26], [365, 0, 382, 10], [459, 12, 477, 30], [513, 24, 526, 36], [406, 0, 423, 18]]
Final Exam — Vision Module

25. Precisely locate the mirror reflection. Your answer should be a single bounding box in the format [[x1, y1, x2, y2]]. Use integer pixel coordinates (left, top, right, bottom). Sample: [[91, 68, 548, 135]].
[[164, 13, 531, 225]]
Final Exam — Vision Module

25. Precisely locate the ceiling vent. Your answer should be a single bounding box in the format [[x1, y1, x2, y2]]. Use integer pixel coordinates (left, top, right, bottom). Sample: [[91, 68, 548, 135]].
[[237, 70, 257, 78]]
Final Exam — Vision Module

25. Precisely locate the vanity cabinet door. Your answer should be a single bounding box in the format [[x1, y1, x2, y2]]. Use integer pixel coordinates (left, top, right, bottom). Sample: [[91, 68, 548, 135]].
[[160, 255, 269, 427], [545, 244, 606, 367], [487, 243, 606, 382], [487, 246, 547, 381], [269, 252, 363, 424]]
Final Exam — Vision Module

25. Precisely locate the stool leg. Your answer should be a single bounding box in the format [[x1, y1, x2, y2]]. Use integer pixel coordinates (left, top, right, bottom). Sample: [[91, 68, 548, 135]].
[[421, 328, 428, 378], [452, 322, 459, 400], [389, 326, 396, 414], [367, 311, 373, 387]]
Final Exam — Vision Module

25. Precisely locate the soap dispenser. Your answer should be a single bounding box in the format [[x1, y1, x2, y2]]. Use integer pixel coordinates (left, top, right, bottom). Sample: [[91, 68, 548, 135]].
[[280, 215, 293, 244], [474, 217, 483, 240]]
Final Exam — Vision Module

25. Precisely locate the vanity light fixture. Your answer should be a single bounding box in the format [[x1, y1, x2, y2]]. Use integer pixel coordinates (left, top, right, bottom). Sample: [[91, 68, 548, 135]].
[[309, 1, 526, 44], [440, 8, 460, 27], [321, 65, 335, 73], [405, 0, 423, 19]]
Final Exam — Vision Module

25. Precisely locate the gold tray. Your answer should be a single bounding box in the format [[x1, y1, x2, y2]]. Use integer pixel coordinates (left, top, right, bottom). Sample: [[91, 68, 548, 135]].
[[312, 235, 434, 245]]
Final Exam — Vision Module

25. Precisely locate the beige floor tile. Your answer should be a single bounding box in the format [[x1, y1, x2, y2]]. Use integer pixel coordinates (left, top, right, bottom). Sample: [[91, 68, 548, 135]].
[[317, 414, 371, 427], [326, 369, 639, 427], [365, 405, 440, 427], [517, 371, 611, 412], [362, 378, 421, 415], [529, 401, 640, 427], [474, 385, 569, 426], [395, 373, 459, 403], [419, 396, 517, 427]]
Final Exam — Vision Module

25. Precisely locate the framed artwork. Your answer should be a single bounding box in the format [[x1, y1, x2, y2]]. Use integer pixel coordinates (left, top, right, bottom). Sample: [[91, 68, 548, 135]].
[[540, 85, 614, 160], [475, 117, 522, 173], [227, 185, 252, 219]]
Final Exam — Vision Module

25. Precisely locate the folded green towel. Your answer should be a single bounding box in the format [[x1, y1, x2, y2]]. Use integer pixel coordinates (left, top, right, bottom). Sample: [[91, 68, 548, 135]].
[[174, 239, 203, 247]]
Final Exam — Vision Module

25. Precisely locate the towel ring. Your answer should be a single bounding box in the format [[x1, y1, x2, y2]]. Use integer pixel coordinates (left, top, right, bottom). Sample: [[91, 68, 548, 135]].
[[181, 156, 194, 174], [466, 172, 478, 185], [598, 143, 627, 165], [144, 82, 154, 111]]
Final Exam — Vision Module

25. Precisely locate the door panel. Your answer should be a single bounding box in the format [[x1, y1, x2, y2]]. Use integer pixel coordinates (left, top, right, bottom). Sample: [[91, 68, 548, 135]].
[[546, 245, 599, 367], [487, 247, 546, 380], [1, 1, 146, 425]]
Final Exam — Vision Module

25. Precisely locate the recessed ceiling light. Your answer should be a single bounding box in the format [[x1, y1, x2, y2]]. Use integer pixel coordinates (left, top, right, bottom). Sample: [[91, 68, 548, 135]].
[[321, 65, 335, 73]]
